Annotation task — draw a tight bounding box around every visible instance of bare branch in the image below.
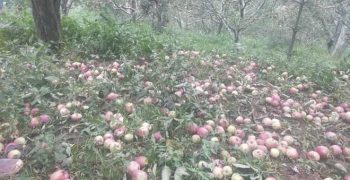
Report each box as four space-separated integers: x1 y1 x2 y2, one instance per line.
203 0 237 36
243 0 267 28
109 0 136 15
308 4 333 39
244 0 253 8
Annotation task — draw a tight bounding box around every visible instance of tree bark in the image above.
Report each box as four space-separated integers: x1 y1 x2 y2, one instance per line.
287 0 305 60
31 0 61 44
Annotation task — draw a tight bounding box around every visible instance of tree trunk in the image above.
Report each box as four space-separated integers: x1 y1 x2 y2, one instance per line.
223 20 240 43
234 30 240 43
311 1 348 57
130 0 136 22
287 1 305 60
153 0 168 32
330 23 348 57
175 17 182 29
239 0 245 19
201 19 209 33
31 0 61 44
217 20 223 35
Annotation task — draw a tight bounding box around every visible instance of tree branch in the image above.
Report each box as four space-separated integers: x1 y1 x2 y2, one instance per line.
109 0 136 15
203 0 237 37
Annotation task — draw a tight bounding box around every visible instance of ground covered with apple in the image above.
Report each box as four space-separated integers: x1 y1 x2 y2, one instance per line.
0 50 350 180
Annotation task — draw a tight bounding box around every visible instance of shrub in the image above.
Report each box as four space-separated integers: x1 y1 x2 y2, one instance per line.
1 9 163 58
70 21 162 58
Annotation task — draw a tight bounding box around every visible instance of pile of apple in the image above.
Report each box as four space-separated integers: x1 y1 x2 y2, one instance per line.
92 100 166 179
18 54 350 180
65 61 125 82
0 137 26 160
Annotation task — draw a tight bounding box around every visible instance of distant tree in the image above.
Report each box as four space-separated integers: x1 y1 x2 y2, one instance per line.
108 0 138 21
152 0 168 32
310 0 349 57
31 0 61 44
130 0 137 22
287 0 307 60
138 0 169 32
170 0 194 30
203 0 271 43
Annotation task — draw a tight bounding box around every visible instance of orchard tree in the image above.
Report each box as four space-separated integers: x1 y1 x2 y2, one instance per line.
140 0 169 32
109 0 138 22
287 0 307 60
310 0 350 57
153 0 169 32
194 0 227 34
203 0 272 43
170 0 197 30
31 0 61 44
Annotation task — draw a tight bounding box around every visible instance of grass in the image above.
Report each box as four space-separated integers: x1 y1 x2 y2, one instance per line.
157 28 349 95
